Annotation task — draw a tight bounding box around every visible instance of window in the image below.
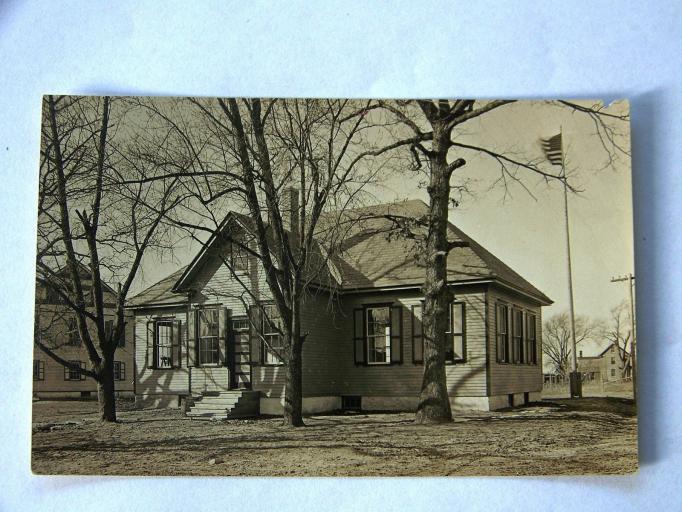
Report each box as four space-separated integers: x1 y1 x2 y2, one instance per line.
354 304 402 365
33 360 44 381
445 302 465 363
262 304 284 365
155 320 174 368
611 368 616 377
113 361 126 381
526 313 537 364
496 303 510 363
230 242 249 272
611 357 616 365
198 308 220 365
64 360 85 381
232 318 249 331
67 317 80 346
366 306 391 364
512 309 523 364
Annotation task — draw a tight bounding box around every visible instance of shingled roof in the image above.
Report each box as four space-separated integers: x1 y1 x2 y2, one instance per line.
333 199 551 303
128 199 552 308
127 266 188 308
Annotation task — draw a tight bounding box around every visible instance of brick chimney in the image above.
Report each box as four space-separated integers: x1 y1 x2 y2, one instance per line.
280 187 300 243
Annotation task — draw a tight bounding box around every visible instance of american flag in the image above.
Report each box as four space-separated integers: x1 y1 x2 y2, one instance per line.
541 133 563 166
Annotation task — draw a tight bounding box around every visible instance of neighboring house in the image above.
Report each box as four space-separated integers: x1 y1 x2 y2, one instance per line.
33 267 135 398
577 343 631 383
127 197 552 415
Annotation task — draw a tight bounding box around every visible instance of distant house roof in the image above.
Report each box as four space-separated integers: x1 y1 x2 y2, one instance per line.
37 261 119 304
596 342 630 358
128 198 552 309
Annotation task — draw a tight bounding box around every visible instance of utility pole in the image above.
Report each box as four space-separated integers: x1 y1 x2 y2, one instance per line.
611 274 637 403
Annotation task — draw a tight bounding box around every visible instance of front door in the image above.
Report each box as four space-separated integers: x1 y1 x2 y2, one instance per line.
229 316 252 389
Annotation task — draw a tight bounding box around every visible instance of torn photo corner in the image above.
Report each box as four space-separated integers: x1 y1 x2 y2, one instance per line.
33 96 635 476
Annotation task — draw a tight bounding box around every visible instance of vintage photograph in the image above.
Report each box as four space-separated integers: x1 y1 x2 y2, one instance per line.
32 97 635 476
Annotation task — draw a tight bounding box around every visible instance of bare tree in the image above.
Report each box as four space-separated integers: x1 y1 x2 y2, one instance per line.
367 99 629 423
133 97 388 427
36 95 184 421
543 312 601 377
604 301 633 379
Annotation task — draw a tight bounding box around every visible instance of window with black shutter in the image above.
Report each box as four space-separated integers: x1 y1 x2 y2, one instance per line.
496 303 510 363
512 308 523 364
113 361 126 381
389 305 403 364
526 313 537 364
262 304 284 365
446 302 466 363
353 308 365 365
64 360 85 381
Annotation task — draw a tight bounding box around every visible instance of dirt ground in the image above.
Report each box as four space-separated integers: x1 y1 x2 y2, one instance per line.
31 397 637 477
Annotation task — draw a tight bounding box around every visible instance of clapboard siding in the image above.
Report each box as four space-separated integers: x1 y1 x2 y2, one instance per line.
331 285 489 397
33 305 135 394
134 307 189 396
300 292 347 397
486 285 544 395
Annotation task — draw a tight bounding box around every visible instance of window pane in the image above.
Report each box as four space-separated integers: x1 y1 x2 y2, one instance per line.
199 309 218 337
452 303 463 333
453 335 464 360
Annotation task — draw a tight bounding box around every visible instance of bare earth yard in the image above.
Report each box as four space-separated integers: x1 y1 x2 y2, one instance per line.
32 397 637 476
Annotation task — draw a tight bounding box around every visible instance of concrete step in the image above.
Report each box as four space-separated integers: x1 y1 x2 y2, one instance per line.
187 390 260 420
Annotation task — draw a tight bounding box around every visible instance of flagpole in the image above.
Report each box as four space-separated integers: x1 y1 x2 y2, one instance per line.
560 126 581 398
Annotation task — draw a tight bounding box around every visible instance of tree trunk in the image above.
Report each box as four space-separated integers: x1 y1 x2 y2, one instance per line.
415 123 454 424
283 334 304 427
97 358 117 422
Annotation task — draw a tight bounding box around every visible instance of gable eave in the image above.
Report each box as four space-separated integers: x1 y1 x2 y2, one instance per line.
171 212 247 293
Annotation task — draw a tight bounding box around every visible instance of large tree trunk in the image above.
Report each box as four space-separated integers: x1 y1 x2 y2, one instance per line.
415 123 453 424
97 358 117 422
283 335 304 427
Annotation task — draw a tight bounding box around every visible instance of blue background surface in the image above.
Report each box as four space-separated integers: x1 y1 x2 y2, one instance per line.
1 1 680 510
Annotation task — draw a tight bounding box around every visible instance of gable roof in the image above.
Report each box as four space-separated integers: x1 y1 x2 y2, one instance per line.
128 198 552 309
171 212 339 294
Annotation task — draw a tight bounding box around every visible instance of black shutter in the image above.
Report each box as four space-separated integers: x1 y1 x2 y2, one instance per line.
412 304 423 364
187 309 197 367
248 305 262 365
218 307 229 366
353 308 365 365
172 320 182 368
146 320 154 369
390 305 402 364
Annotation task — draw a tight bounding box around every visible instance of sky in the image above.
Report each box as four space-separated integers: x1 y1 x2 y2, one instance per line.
130 99 633 356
